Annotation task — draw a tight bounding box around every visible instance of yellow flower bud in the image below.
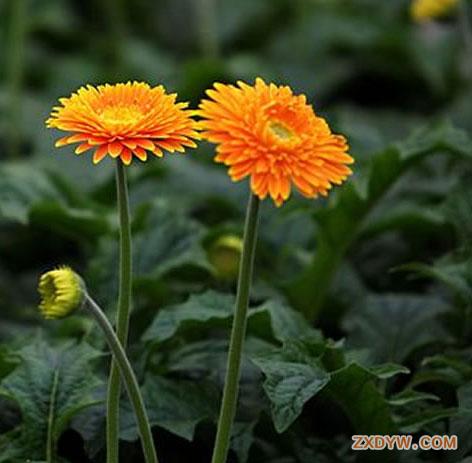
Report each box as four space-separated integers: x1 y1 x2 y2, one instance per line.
208 235 243 281
38 266 85 319
411 0 459 22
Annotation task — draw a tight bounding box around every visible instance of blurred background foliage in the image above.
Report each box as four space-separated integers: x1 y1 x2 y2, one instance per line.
1 0 472 462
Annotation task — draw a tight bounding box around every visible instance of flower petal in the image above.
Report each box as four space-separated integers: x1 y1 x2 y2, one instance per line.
108 142 123 158
75 143 93 154
120 148 133 165
93 145 109 164
133 147 147 161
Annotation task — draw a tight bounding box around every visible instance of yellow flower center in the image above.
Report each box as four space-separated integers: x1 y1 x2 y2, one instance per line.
268 121 294 140
100 105 144 125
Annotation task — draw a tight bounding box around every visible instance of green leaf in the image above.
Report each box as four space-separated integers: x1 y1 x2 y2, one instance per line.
343 294 447 363
388 389 439 407
166 337 273 378
90 200 213 307
120 376 218 441
443 182 472 249
397 407 457 433
368 363 410 379
400 257 472 307
252 340 330 433
230 419 258 463
143 290 318 347
0 346 19 381
397 120 472 161
325 363 397 435
0 338 102 462
70 401 106 459
248 299 318 343
143 290 234 344
286 120 472 320
407 354 472 397
0 163 61 225
450 382 472 458
167 339 230 374
132 201 213 278
398 183 472 311
29 201 111 241
252 338 404 437
360 202 446 239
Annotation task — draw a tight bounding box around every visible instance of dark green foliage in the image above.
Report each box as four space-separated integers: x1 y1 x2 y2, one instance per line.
0 338 101 462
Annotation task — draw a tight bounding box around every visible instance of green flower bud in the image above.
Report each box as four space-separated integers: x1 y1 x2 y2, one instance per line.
208 235 243 281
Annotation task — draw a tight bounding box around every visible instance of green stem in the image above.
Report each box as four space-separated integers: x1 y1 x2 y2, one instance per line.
46 370 59 463
6 0 27 158
211 193 260 463
85 294 158 463
107 161 133 463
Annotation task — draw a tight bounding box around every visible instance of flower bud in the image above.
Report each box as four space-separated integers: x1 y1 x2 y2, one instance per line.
411 0 458 22
38 266 85 319
208 235 243 281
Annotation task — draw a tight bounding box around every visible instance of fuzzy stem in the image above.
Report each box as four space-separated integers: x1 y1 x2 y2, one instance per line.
211 193 260 463
106 161 133 463
85 294 158 463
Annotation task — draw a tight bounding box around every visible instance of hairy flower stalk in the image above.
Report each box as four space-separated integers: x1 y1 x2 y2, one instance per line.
37 268 159 463
46 81 200 463
107 159 133 463
199 79 352 462
211 194 260 463
38 266 158 463
85 294 158 463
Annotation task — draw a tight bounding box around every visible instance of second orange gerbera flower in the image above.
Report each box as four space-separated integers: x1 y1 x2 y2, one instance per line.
199 78 353 206
47 82 200 165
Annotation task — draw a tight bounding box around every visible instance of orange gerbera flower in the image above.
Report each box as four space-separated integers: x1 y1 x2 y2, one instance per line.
198 78 353 206
46 82 200 165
